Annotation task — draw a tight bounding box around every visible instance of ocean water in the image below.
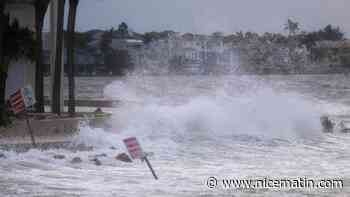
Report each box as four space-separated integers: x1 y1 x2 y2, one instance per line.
2 74 350 196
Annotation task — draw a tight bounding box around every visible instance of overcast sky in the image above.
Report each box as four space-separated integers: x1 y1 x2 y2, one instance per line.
47 0 350 36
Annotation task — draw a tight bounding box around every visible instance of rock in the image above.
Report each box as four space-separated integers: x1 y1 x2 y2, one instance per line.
71 157 82 164
53 154 66 160
115 153 132 163
91 158 102 166
95 153 107 158
321 116 334 133
0 153 6 159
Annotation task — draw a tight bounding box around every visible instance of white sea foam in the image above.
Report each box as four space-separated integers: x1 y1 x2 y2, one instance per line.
103 77 323 145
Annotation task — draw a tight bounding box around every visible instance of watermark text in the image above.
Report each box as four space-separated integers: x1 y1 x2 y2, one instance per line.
206 177 343 190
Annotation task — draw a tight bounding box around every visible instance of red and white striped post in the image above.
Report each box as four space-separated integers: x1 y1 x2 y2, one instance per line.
9 87 37 148
123 137 158 180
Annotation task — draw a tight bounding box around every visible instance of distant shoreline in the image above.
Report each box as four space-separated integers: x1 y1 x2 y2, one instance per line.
46 66 350 77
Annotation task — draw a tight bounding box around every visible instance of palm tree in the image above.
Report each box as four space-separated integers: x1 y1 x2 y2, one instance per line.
34 0 50 113
117 22 129 38
0 1 5 60
284 19 299 36
0 18 36 126
67 0 79 116
52 0 66 114
0 0 7 126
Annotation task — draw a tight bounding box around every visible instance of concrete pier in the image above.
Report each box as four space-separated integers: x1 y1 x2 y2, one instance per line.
0 117 79 151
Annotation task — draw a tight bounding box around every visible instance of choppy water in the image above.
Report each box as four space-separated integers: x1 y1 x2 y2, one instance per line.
3 74 350 196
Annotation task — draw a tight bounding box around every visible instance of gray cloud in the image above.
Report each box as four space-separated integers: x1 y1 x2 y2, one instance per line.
62 0 350 36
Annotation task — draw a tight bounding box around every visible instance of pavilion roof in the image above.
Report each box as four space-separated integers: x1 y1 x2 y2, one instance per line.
7 0 36 4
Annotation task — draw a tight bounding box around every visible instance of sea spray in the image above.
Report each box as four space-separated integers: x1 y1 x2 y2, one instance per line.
70 123 122 150
103 76 323 149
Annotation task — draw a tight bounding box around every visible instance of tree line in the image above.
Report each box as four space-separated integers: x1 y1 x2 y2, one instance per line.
69 19 348 76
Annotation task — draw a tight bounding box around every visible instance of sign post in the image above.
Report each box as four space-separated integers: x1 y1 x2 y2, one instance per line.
123 137 158 180
9 86 37 148
143 156 158 180
24 114 36 148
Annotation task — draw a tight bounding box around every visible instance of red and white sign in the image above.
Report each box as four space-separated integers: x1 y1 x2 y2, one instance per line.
9 89 26 115
123 137 158 179
123 137 143 159
9 86 35 115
